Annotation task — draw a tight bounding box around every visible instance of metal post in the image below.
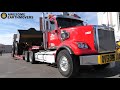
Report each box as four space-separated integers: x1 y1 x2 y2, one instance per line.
42 12 45 31
42 12 48 50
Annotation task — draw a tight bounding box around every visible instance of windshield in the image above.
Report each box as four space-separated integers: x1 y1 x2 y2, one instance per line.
56 17 84 28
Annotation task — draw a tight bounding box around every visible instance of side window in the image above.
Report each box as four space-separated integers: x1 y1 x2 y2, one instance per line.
50 20 55 30
46 21 49 30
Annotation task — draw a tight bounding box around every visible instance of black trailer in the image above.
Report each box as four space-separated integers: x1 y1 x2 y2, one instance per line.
12 28 43 61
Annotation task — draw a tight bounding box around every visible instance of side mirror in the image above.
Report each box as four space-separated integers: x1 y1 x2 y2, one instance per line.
51 30 58 34
54 30 58 33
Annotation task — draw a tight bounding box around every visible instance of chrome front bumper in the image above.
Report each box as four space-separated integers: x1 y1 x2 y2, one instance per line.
79 53 119 65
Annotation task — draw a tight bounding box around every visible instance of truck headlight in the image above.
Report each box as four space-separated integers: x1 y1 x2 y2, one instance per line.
77 42 88 49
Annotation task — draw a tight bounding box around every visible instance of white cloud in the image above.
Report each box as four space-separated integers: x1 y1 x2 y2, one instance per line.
83 12 97 20
0 33 14 45
24 12 42 23
77 12 98 25
0 13 40 34
0 24 20 33
0 12 43 45
19 21 40 30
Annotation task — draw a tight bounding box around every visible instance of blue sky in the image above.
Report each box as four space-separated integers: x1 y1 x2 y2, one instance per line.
0 12 98 45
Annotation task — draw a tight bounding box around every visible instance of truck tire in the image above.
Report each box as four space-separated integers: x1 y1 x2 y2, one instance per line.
29 51 36 64
15 43 18 55
25 51 29 62
93 63 109 70
12 45 15 57
57 50 80 78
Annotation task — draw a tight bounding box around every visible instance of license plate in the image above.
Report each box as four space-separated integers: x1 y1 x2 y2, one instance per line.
98 53 116 64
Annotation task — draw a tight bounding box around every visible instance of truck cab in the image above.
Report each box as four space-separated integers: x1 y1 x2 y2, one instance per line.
41 14 116 55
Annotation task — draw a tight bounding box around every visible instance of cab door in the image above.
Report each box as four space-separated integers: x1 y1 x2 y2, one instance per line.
47 19 61 49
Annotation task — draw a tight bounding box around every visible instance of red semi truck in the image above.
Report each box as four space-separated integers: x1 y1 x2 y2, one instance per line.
12 13 119 78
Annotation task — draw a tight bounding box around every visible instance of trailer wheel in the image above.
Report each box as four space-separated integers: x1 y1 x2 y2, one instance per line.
25 51 29 62
29 51 36 64
15 42 18 55
57 50 80 78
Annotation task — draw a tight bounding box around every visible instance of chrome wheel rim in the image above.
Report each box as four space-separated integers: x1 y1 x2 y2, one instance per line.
29 53 32 62
25 53 27 61
59 56 69 72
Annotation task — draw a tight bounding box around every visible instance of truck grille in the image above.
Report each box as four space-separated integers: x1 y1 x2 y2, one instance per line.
94 26 116 53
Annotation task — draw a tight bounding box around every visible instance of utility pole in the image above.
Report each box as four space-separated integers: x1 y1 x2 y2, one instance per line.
42 12 45 31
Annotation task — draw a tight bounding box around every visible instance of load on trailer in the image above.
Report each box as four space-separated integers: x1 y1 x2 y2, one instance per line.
12 12 120 78
12 28 43 61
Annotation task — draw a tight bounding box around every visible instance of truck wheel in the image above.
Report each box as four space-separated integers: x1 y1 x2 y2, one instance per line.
57 50 80 78
29 51 36 64
93 63 109 70
25 51 29 62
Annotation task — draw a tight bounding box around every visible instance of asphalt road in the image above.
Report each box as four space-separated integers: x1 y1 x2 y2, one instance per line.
0 53 120 78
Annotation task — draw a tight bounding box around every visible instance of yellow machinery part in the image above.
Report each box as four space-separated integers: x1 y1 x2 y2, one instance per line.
117 41 120 46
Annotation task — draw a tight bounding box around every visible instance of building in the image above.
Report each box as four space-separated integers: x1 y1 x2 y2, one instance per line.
97 12 120 41
0 44 12 53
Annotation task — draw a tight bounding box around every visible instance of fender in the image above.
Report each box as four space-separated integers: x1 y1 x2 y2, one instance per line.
55 46 74 62
57 46 74 54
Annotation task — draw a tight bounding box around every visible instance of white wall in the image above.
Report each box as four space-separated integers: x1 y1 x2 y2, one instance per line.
4 45 12 53
0 45 5 52
97 12 120 41
0 45 12 53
